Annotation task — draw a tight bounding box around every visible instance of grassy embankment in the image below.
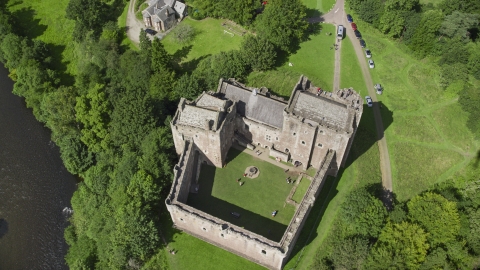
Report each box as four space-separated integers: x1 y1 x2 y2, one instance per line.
246 24 337 98
347 11 479 201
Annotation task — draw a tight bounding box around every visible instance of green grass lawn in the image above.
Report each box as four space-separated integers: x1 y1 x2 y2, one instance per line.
302 0 337 16
340 36 368 94
292 177 311 203
7 0 77 77
187 148 297 241
246 24 336 98
162 17 243 71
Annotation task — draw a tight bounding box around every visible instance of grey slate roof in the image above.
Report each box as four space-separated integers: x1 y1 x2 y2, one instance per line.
220 83 285 129
291 91 350 130
196 93 227 111
142 0 176 21
174 1 186 14
178 105 219 130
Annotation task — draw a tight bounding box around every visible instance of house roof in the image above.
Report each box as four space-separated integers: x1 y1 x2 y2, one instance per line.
174 1 186 14
219 82 286 129
142 0 177 21
290 91 351 131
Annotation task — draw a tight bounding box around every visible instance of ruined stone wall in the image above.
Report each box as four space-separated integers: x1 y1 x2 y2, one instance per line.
279 150 335 260
309 125 351 175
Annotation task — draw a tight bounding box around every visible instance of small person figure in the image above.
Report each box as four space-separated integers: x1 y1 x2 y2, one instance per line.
237 178 241 182
272 210 278 217
243 173 247 177
239 181 243 186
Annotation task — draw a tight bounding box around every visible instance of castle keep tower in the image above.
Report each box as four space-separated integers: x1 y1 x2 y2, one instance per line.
166 76 363 269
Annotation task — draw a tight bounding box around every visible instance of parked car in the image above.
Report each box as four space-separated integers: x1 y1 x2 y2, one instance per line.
365 96 373 107
365 49 372 58
337 25 344 39
351 23 357 31
145 28 157 35
374 84 383 94
354 30 362 39
347 14 353 23
359 39 366 48
368 59 375 68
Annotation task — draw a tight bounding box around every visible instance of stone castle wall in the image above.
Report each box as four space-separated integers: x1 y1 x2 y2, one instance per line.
166 138 335 269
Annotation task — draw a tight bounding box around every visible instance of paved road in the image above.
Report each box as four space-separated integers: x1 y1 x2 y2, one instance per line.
310 0 393 203
126 0 144 44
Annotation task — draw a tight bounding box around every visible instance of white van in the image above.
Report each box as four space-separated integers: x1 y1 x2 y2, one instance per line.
337 25 344 38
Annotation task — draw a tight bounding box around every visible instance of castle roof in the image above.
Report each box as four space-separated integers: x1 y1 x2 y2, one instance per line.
219 82 285 129
177 105 220 130
196 93 227 111
289 91 352 131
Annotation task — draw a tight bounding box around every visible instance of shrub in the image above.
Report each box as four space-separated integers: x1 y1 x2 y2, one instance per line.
171 24 196 44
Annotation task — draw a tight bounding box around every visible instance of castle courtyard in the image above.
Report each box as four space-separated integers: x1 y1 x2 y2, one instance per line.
186 147 307 241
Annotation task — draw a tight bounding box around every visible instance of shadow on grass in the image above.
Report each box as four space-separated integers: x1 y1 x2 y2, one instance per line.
284 171 341 266
11 7 47 39
172 45 193 65
306 8 323 18
187 164 288 242
345 102 393 170
176 54 211 74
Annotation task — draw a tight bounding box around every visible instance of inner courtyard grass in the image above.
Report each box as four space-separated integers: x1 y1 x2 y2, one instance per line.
246 24 336 98
292 177 311 203
187 148 297 241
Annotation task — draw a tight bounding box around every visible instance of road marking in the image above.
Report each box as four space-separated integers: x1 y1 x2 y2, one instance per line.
334 8 339 13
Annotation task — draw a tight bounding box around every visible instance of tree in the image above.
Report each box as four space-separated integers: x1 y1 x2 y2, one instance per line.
357 0 384 25
467 42 480 80
439 11 479 40
330 237 370 269
467 208 480 254
407 192 461 247
366 222 429 270
439 0 480 15
340 187 387 238
151 39 172 73
379 0 419 38
407 9 444 57
0 33 26 69
240 35 277 71
171 24 196 44
75 83 111 153
65 0 109 40
254 0 309 52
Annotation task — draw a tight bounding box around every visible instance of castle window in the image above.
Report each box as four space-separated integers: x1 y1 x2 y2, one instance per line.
276 137 279 141
202 227 207 231
317 143 323 148
180 218 184 221
285 148 290 153
261 250 266 255
195 134 198 138
245 124 249 130
320 130 324 134
221 234 224 238
293 132 296 136
304 131 308 134
266 135 271 141
301 141 306 145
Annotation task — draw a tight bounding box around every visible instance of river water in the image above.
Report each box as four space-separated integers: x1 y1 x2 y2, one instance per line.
0 64 77 269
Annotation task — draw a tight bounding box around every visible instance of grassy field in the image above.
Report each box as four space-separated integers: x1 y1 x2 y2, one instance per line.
246 24 336 98
340 36 368 93
292 177 311 203
302 0 337 15
7 0 77 76
162 17 243 69
188 148 298 241
344 7 480 201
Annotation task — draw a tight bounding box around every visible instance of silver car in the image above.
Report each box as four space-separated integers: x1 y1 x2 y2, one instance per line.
365 96 373 107
368 60 375 68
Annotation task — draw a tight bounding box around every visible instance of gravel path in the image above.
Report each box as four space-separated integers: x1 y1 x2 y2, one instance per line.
126 0 144 44
310 0 393 207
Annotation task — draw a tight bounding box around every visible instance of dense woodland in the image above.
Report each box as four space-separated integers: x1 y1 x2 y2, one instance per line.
1 0 480 268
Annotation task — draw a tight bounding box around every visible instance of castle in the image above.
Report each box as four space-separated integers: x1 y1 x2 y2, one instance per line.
166 76 363 269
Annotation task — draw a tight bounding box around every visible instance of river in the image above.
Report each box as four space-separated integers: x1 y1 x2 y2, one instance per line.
0 64 77 269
